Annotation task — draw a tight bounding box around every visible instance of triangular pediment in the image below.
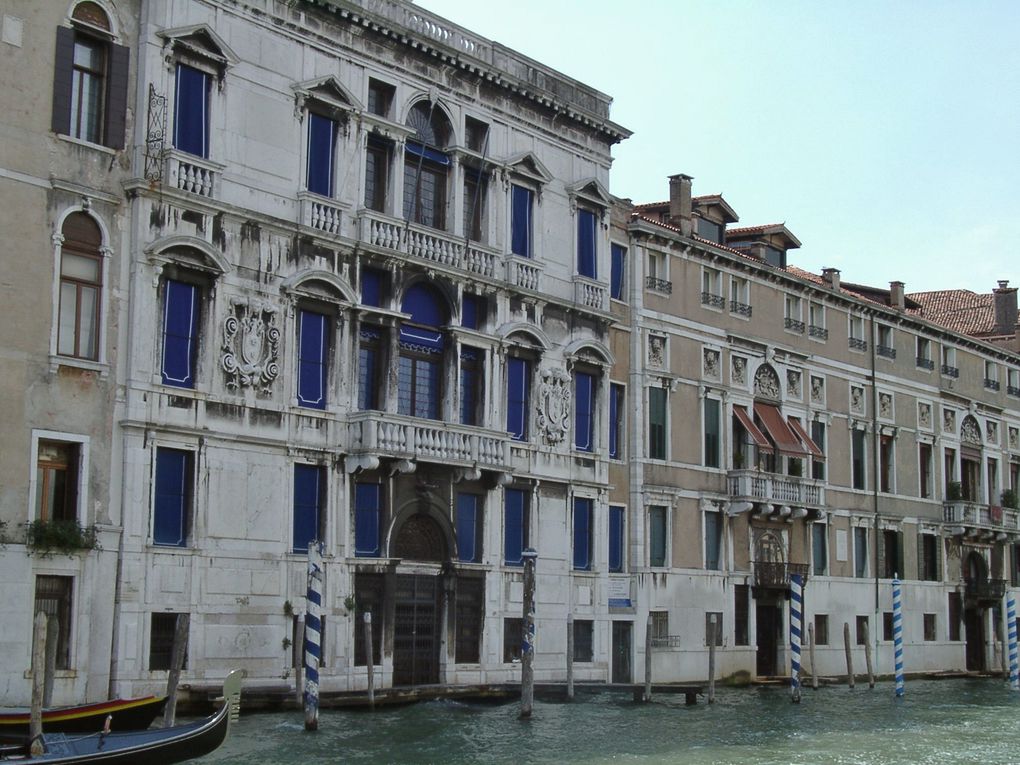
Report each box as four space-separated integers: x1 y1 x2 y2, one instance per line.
505 152 553 185
158 24 239 68
293 75 363 113
567 177 611 208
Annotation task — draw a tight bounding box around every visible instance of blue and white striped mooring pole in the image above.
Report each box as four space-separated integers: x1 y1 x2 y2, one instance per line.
304 540 324 731
1007 594 1018 691
892 575 904 698
790 573 803 703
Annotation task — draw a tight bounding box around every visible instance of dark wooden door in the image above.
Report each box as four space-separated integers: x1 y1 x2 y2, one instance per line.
393 575 440 686
964 607 985 671
756 604 781 676
612 621 632 684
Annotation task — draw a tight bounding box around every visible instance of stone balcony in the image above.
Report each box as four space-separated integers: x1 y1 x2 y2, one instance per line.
346 411 511 474
726 469 825 517
752 561 810 598
166 149 223 199
573 277 608 313
943 501 1019 541
299 192 345 237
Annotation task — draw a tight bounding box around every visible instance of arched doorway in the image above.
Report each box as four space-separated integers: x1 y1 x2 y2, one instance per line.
963 551 987 671
754 531 786 677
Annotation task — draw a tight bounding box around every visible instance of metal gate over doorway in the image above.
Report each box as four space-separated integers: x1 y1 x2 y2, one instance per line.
393 574 440 686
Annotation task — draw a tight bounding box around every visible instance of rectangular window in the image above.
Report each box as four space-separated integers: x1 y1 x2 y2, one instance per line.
460 348 483 426
306 112 337 196
877 324 895 356
649 505 667 567
609 383 624 460
153 447 192 547
919 533 940 581
573 497 593 571
851 428 866 490
808 302 826 335
919 443 933 498
173 63 210 158
35 441 79 522
456 493 482 563
577 209 597 278
461 294 484 330
704 511 721 570
811 421 826 480
948 593 962 641
881 529 904 579
814 614 829 645
650 611 669 643
52 25 127 150
880 435 894 493
574 371 594 452
854 527 868 578
149 612 187 671
354 482 381 557
916 337 933 368
504 488 529 566
364 135 391 212
357 327 381 410
360 268 384 307
729 276 750 314
734 584 749 645
353 573 383 666
455 577 483 663
503 617 523 662
856 615 869 645
34 576 72 670
648 387 667 460
923 613 936 641
608 505 625 573
573 619 594 662
610 244 626 301
703 397 720 468
397 351 441 420
463 167 486 241
510 184 533 258
705 612 723 646
402 150 448 229
883 612 894 641
812 523 828 575
161 279 200 388
506 357 531 441
297 310 328 409
57 218 102 360
367 79 394 118
292 464 324 553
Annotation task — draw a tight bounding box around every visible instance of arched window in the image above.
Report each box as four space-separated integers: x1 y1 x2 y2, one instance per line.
58 213 102 360
403 102 451 230
398 284 447 419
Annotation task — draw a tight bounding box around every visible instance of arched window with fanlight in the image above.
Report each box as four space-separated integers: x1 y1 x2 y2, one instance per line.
57 212 103 360
403 101 451 230
398 284 448 419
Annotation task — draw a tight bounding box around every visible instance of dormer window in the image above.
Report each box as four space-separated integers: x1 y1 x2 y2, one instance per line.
696 217 723 244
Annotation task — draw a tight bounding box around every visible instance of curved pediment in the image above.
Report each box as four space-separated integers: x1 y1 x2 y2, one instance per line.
145 235 230 275
281 269 356 304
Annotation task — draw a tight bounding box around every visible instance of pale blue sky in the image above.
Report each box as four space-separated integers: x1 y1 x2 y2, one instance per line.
415 0 1020 293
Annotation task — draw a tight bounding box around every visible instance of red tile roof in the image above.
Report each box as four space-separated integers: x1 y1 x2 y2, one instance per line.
907 289 1004 336
784 266 881 305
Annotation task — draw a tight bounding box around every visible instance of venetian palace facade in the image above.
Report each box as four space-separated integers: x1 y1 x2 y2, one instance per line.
2 0 1019 704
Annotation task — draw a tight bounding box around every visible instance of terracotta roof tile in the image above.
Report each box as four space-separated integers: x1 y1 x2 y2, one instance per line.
784 265 881 305
907 289 1004 336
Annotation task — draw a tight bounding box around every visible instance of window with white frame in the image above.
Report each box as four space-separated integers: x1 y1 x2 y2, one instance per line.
649 505 668 567
704 510 722 570
34 575 74 669
1009 368 1020 395
33 433 88 524
784 295 804 332
808 302 827 340
729 275 751 317
876 324 896 359
985 360 1000 390
941 346 958 376
701 267 723 308
56 212 104 361
916 336 933 370
812 522 828 575
849 314 867 351
646 250 670 293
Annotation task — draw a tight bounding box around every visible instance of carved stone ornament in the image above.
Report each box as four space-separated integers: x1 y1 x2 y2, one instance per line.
536 367 572 444
879 392 893 420
786 369 802 399
850 385 865 415
987 421 998 445
753 364 781 401
1010 426 1019 451
810 375 824 405
703 348 720 380
961 415 981 446
943 408 956 434
221 298 281 394
918 402 932 430
731 356 747 386
648 335 666 369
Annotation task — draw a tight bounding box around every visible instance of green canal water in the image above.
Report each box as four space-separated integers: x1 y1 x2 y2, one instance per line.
197 679 1020 764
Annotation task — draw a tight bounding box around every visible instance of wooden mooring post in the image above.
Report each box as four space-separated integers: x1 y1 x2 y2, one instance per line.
566 615 574 701
863 621 875 688
519 548 537 719
707 613 716 704
43 615 57 708
30 612 47 756
643 612 653 703
304 541 324 731
163 612 191 727
363 612 375 709
808 623 818 690
843 622 855 689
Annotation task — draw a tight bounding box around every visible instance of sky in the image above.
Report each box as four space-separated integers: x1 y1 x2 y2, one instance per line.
414 0 1020 294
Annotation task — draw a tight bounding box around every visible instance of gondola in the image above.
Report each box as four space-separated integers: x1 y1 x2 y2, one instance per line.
0 696 167 735
0 670 241 764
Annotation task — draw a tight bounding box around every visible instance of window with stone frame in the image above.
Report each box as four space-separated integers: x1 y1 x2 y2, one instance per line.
57 212 103 361
36 440 80 523
35 576 73 670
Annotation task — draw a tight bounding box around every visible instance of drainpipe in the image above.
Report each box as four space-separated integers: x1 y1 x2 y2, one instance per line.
870 314 881 651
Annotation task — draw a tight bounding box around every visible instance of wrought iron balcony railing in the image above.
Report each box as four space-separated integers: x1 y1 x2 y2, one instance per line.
916 356 935 370
849 337 868 351
984 378 1001 391
730 300 752 317
645 276 673 294
876 345 897 359
701 291 725 309
753 561 810 590
808 324 828 340
965 578 1006 603
941 364 959 378
784 317 805 333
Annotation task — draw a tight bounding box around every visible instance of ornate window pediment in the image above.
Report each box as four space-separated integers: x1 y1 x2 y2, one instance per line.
566 177 611 216
503 152 553 188
145 236 229 276
293 75 362 121
158 24 238 77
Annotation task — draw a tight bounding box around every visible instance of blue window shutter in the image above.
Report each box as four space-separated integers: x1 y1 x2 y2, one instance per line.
504 488 526 565
511 185 532 258
306 113 337 196
506 357 530 440
462 294 482 329
293 464 322 552
405 140 451 166
173 63 209 158
573 498 592 570
298 310 327 409
574 371 594 452
609 383 622 459
577 209 597 278
610 244 625 300
161 280 199 388
154 448 188 547
401 283 446 327
354 483 381 557
361 268 383 307
609 505 624 573
457 494 479 562
358 330 380 411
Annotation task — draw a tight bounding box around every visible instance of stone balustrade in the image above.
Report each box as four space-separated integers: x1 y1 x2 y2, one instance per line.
167 150 221 198
349 412 510 471
727 469 824 508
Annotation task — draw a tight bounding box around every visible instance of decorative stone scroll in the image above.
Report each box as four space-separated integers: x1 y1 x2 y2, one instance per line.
221 297 280 394
537 368 571 444
754 364 781 401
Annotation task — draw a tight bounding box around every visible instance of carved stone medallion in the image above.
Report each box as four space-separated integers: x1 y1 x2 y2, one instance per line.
850 385 864 415
879 392 893 420
754 364 780 401
537 368 571 444
732 356 747 386
1010 426 1019 451
810 375 824 405
918 402 931 430
961 415 981 446
786 369 802 399
703 348 720 380
648 335 666 369
943 408 956 434
987 421 998 445
221 298 280 394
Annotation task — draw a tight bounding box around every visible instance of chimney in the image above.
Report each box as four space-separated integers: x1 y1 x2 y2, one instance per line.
890 281 905 310
822 267 840 292
993 280 1018 336
668 173 693 237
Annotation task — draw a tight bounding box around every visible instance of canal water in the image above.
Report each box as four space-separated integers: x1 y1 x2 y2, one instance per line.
199 679 1020 764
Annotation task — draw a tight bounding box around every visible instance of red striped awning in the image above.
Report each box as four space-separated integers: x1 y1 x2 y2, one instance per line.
787 417 825 460
733 405 774 453
754 402 809 457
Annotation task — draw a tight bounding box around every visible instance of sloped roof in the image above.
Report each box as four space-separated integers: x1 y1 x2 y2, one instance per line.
908 289 1001 336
